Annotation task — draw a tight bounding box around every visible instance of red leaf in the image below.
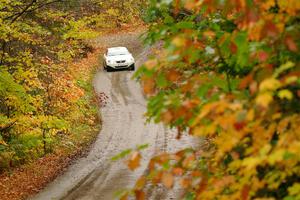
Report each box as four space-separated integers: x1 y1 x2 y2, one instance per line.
263 21 279 38
239 74 254 89
241 185 250 200
234 121 246 131
285 36 298 52
230 42 238 53
258 51 269 62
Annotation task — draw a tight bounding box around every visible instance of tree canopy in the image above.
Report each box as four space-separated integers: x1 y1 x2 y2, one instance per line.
124 0 300 199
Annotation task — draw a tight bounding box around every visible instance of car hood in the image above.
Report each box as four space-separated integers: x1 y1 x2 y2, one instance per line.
107 54 133 61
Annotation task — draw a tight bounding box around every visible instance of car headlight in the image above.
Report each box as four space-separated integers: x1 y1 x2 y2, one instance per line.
130 58 134 62
107 60 112 64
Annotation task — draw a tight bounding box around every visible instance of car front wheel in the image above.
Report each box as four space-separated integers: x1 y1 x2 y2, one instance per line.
129 64 135 71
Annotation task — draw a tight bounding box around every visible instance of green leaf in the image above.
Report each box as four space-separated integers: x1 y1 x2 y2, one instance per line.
197 84 212 99
184 192 196 200
111 149 132 161
176 21 194 29
234 32 249 68
137 144 149 150
157 73 168 88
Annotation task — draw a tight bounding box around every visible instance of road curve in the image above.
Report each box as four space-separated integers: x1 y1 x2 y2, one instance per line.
30 31 199 200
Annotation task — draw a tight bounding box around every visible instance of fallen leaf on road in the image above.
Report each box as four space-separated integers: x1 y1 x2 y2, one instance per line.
162 172 174 188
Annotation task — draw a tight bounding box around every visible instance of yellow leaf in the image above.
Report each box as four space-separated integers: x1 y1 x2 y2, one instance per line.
191 102 217 127
242 157 261 170
267 149 285 165
288 183 300 196
256 92 273 107
259 78 281 91
144 59 158 70
193 124 216 136
263 0 276 9
172 36 186 47
273 61 295 78
285 76 298 84
278 89 293 100
246 109 255 121
259 144 272 156
0 140 8 146
272 113 282 120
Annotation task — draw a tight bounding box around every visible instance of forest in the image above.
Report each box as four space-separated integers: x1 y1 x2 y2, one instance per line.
1 0 300 200
0 0 144 170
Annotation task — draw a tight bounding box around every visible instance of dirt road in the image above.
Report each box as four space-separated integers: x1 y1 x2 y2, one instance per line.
30 31 199 200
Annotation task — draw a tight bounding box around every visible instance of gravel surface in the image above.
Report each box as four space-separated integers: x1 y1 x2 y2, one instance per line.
30 30 200 200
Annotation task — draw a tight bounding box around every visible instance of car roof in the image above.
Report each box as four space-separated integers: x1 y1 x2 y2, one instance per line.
107 47 129 53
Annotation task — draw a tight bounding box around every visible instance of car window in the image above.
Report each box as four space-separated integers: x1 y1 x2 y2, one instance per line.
107 50 129 56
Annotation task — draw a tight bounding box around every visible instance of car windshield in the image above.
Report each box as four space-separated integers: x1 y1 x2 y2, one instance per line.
107 50 129 56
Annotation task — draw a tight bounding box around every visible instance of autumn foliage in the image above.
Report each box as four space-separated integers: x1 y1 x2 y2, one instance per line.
0 0 146 172
125 0 300 199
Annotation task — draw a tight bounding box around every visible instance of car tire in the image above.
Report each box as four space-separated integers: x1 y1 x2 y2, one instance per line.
130 64 135 71
107 66 114 72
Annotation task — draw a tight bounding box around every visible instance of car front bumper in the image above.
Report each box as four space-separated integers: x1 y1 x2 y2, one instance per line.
106 62 135 69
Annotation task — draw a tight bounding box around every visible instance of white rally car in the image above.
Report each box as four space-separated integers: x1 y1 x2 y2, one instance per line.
103 47 135 71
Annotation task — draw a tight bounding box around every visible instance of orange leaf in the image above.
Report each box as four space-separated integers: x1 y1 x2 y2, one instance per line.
120 193 128 200
203 30 216 39
148 159 156 171
152 171 163 184
180 178 191 189
172 167 184 176
143 78 155 95
182 154 196 168
135 176 147 190
241 185 250 200
249 81 258 95
239 73 253 89
162 173 174 188
127 151 141 171
135 190 145 200
166 70 180 82
161 111 173 124
191 170 201 177
173 0 180 16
